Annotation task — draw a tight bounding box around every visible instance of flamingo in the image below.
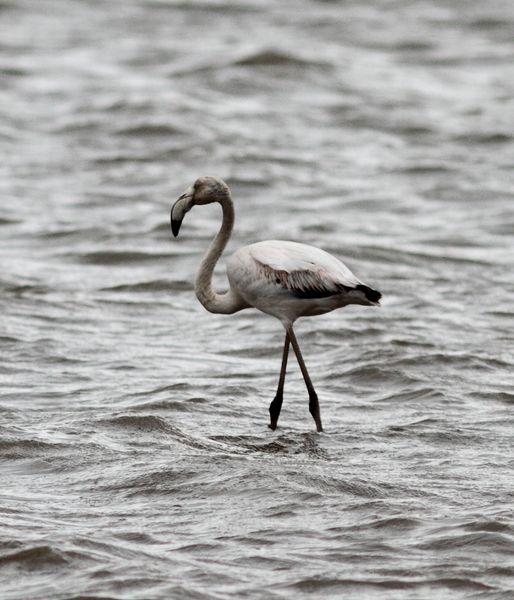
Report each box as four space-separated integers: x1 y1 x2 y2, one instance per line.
171 176 381 432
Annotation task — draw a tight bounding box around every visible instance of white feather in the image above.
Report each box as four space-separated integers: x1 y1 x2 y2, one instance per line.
248 240 360 289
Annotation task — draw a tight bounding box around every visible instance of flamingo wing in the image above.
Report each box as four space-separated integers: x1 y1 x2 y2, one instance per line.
248 240 360 299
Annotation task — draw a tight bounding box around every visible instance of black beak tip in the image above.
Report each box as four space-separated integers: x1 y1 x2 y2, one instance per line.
171 218 182 238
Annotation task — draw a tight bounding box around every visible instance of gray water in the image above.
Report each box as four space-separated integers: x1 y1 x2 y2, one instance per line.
1 0 514 598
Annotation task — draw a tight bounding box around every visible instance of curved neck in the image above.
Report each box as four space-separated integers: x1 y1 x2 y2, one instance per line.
194 194 243 314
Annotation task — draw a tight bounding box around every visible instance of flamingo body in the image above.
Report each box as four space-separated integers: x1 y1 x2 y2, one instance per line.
227 240 378 324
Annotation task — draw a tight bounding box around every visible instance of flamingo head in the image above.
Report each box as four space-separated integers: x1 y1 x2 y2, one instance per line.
171 176 230 237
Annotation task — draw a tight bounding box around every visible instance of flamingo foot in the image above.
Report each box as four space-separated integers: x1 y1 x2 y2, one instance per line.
309 393 323 432
269 394 283 430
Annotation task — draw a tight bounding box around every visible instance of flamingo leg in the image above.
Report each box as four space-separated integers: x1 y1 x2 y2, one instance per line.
269 332 290 430
287 326 323 433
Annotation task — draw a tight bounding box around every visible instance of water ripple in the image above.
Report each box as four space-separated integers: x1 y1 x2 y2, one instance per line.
1 0 513 598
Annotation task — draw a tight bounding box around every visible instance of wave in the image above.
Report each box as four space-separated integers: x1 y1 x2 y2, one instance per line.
100 279 190 292
348 244 497 267
232 49 326 68
0 217 21 225
104 467 197 495
115 123 184 137
418 531 514 553
95 414 176 433
0 335 19 344
377 387 445 404
454 132 512 145
34 226 106 240
95 414 228 453
76 251 175 265
470 391 514 404
284 576 494 592
0 282 49 296
0 438 68 459
127 397 207 412
0 545 70 568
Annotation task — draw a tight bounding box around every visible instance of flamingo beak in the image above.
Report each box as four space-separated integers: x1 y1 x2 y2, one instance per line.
171 187 194 238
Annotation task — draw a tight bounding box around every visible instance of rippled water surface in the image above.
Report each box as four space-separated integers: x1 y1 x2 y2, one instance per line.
1 0 514 598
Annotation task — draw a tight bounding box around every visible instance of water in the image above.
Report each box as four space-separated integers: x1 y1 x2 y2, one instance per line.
1 0 514 598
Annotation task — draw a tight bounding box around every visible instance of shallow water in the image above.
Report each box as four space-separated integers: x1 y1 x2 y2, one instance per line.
1 0 514 598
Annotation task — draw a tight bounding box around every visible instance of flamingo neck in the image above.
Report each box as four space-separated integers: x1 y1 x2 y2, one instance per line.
194 194 243 314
